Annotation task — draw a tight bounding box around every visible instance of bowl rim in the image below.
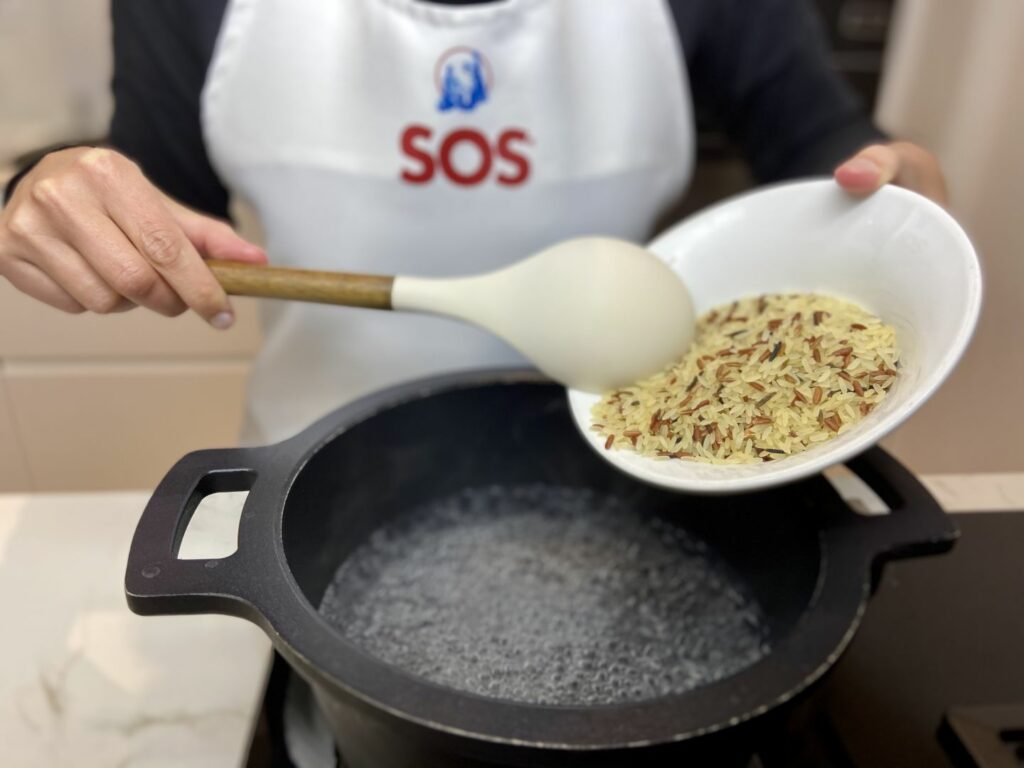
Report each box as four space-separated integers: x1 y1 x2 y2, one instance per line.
567 179 983 494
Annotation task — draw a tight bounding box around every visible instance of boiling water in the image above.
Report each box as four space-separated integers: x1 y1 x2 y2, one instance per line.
319 485 770 706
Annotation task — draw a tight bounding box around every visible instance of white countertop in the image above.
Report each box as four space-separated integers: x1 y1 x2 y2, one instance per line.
2 475 1023 768
0 491 270 768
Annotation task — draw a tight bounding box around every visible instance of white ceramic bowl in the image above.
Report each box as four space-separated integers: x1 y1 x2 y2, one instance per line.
568 179 982 494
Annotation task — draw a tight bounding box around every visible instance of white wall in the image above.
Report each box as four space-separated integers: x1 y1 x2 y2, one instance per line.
0 0 112 163
877 0 1024 472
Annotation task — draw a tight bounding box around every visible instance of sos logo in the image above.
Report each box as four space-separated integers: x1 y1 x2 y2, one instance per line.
399 47 532 187
400 125 531 187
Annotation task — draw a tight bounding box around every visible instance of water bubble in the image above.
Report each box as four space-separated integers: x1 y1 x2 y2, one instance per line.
319 484 770 706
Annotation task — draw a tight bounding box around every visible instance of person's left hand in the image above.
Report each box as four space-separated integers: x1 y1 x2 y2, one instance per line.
834 141 948 206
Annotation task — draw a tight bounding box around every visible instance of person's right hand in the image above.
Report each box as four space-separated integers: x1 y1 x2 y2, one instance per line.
0 147 266 328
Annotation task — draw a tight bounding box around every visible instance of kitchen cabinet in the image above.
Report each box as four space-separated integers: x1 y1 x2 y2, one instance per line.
5 360 252 491
0 278 262 360
0 372 32 488
0 156 265 492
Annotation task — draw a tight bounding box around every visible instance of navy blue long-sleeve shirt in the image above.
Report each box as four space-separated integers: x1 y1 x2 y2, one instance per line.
101 1 882 218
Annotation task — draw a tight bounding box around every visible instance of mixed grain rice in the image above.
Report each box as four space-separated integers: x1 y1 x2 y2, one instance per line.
591 293 899 464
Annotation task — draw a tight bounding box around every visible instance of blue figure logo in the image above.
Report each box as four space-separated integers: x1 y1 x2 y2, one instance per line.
436 48 489 112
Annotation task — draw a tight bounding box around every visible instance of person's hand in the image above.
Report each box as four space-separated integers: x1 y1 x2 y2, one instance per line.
0 147 266 327
834 141 948 207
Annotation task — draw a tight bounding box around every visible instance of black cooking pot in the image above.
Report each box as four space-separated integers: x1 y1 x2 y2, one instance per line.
126 371 956 767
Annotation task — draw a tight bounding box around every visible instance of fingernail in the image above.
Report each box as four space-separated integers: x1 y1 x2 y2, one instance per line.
245 244 268 261
210 310 234 330
842 158 879 175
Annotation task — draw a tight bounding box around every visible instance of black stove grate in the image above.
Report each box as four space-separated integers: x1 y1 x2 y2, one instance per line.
940 705 1024 768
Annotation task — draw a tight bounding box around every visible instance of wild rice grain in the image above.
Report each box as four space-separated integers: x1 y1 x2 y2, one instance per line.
592 293 898 464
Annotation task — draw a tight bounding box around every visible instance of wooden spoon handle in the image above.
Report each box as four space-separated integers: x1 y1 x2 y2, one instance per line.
208 260 395 310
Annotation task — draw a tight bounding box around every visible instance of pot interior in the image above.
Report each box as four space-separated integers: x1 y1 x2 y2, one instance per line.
281 381 824 701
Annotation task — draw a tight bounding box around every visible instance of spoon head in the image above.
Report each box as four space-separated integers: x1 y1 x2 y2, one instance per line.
494 237 695 392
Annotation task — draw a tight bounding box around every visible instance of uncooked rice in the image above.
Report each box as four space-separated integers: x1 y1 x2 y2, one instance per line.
591 293 899 464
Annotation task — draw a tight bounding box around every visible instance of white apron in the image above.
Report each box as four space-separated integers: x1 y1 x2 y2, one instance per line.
202 0 695 444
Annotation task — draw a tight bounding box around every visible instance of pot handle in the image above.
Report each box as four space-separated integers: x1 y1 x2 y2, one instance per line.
124 447 270 621
843 446 958 565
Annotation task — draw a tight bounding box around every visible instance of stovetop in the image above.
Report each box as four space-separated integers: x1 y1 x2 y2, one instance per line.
246 512 1024 768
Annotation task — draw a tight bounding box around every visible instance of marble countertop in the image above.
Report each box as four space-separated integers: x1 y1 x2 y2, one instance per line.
2 475 1022 768
0 491 270 768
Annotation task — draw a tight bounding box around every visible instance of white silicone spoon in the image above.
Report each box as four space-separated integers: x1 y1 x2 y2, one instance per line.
209 236 695 392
